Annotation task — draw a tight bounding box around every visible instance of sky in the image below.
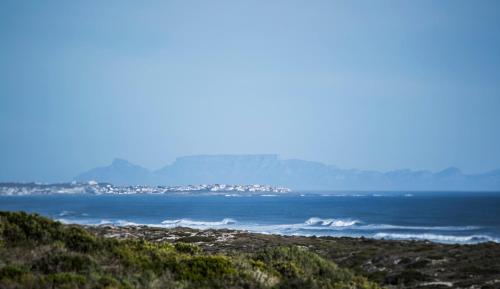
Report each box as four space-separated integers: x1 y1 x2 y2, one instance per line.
1 0 500 182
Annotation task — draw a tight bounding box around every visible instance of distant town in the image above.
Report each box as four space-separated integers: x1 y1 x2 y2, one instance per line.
0 182 292 196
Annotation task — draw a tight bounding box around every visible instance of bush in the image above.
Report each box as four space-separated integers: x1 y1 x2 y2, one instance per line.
0 211 64 246
254 246 378 289
175 242 202 255
63 227 99 253
32 253 97 274
42 272 86 289
0 211 381 289
0 265 28 280
174 256 236 282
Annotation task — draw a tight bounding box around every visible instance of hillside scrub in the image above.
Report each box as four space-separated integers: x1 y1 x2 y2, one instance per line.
0 211 379 289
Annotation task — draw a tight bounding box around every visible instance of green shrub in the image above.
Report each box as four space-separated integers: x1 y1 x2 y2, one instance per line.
32 253 97 274
0 265 28 280
175 242 202 255
0 211 381 289
112 242 154 270
0 211 64 246
98 276 119 287
42 272 86 289
63 227 99 253
255 246 378 289
174 256 236 282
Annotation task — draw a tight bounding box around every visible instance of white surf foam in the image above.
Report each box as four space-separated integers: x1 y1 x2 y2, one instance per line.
304 217 360 227
160 218 237 228
358 224 481 231
59 216 478 232
374 232 497 244
58 210 74 216
57 218 113 226
55 216 497 244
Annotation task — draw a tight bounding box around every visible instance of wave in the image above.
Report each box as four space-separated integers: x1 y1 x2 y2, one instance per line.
56 217 237 228
304 217 360 227
374 233 498 244
302 218 479 231
57 218 125 226
55 216 496 244
160 218 237 228
58 210 89 217
114 220 141 226
357 224 481 231
58 210 74 216
57 216 480 232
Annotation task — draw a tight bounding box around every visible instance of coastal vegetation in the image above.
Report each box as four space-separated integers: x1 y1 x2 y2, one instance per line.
0 211 379 289
2 211 500 288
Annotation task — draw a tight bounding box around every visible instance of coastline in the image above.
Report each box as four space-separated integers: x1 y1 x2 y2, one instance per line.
1 211 500 288
4 192 499 246
88 224 500 288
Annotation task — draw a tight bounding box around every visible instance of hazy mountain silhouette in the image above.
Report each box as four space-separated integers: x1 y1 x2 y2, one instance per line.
75 158 151 186
75 154 500 190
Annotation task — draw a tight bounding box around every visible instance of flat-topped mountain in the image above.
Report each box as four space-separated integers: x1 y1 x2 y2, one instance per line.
75 154 500 190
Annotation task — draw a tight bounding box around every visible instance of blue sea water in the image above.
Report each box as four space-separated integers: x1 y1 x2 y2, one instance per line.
1 191 500 244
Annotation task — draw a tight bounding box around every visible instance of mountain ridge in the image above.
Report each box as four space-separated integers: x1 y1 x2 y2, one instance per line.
74 155 500 190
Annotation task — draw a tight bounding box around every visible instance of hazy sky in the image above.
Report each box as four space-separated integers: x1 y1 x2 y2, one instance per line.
1 0 500 182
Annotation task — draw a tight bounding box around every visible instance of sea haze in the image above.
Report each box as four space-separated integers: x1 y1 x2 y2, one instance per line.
74 155 500 191
1 191 499 244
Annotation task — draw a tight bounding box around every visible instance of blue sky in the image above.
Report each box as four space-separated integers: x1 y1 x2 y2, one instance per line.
1 0 500 182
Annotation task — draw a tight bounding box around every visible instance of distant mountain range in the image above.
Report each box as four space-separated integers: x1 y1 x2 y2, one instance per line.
75 154 500 191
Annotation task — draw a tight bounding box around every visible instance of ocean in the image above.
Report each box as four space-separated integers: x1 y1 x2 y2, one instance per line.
1 191 499 244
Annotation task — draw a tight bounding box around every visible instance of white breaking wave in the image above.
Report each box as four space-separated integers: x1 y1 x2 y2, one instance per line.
57 218 237 228
114 220 141 226
304 217 360 227
57 218 113 226
302 218 480 231
374 233 498 244
58 210 74 216
57 217 479 232
357 224 481 231
58 211 90 217
55 216 497 244
160 218 237 228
